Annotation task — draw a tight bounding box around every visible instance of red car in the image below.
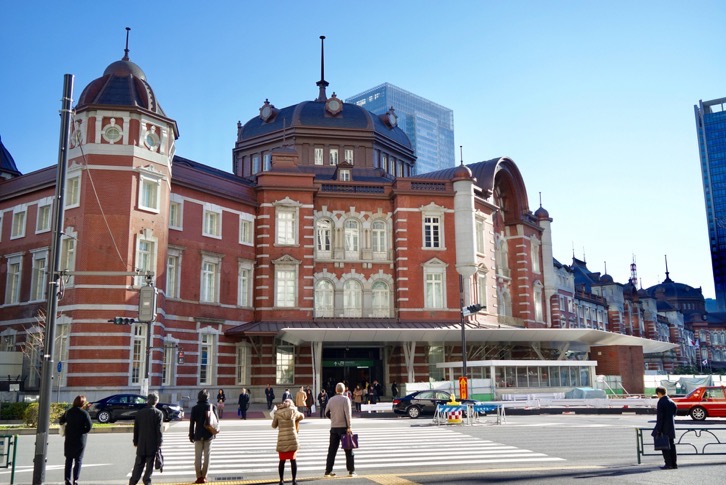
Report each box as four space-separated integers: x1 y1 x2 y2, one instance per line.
673 386 726 421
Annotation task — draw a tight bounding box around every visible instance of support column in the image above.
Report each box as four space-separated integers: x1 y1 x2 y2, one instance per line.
311 341 323 394
403 341 416 383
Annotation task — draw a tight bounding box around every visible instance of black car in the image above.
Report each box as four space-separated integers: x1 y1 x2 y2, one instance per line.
88 394 184 423
392 390 498 418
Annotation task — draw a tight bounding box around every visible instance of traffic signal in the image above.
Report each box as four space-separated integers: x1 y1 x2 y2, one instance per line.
462 304 484 317
138 285 158 323
177 350 185 364
108 317 136 325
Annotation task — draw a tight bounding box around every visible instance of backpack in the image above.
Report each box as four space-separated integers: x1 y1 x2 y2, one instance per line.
204 405 220 435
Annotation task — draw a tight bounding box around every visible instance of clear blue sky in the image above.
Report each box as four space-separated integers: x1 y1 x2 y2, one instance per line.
2 1 723 297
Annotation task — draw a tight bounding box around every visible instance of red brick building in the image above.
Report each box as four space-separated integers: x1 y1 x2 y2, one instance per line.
0 46 685 403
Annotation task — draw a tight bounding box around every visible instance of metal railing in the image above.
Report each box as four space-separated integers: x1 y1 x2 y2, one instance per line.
0 434 18 484
636 427 726 464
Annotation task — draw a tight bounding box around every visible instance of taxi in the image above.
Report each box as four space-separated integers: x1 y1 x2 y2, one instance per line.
672 386 726 421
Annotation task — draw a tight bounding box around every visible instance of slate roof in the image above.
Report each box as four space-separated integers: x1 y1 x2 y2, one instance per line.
0 136 21 178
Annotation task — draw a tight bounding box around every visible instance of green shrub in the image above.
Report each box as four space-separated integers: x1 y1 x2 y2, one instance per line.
0 402 28 420
22 402 69 427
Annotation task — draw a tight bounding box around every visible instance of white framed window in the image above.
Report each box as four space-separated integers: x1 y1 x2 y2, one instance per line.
30 250 48 302
236 344 252 385
135 233 157 287
200 253 221 303
423 215 442 249
329 148 339 165
252 155 261 174
161 343 176 386
423 261 447 309
315 280 335 318
264 153 272 171
65 173 81 208
344 148 354 164
239 216 254 245
102 119 123 143
397 161 403 177
60 230 77 286
198 331 216 385
169 196 183 230
203 205 222 239
343 279 362 317
316 218 332 256
477 272 488 310
0 331 16 352
344 219 359 257
36 199 52 234
166 248 182 299
476 219 485 254
138 174 161 212
372 281 390 318
381 154 388 172
371 220 387 255
11 207 27 239
238 260 254 307
276 340 295 384
5 254 23 305
275 268 297 307
314 147 324 165
130 324 147 385
531 239 541 274
276 208 297 245
340 169 351 181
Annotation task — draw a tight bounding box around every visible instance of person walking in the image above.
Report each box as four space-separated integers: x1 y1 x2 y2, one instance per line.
366 383 377 404
353 386 363 412
282 388 292 402
59 395 93 485
265 384 276 410
294 386 307 412
323 382 356 478
317 388 329 418
391 382 399 399
129 392 163 485
190 389 217 483
216 389 226 419
305 387 314 417
238 388 250 420
272 399 304 485
652 386 678 469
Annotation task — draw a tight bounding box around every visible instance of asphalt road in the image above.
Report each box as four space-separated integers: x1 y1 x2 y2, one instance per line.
4 412 725 485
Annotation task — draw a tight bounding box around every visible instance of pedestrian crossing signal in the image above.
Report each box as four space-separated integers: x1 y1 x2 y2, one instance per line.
108 317 136 325
177 350 185 364
462 304 484 317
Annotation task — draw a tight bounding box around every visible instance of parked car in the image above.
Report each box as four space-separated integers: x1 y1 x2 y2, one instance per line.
672 386 726 421
88 394 184 423
392 390 498 418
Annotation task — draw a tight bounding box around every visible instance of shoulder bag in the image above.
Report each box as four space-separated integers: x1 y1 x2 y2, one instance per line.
204 406 220 435
340 406 359 450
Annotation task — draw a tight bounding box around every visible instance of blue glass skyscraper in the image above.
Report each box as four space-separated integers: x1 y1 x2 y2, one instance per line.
695 97 726 310
346 83 454 175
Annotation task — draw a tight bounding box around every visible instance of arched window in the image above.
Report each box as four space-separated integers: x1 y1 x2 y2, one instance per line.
371 220 387 256
343 280 362 317
372 281 390 318
345 220 359 257
315 280 334 318
316 219 332 256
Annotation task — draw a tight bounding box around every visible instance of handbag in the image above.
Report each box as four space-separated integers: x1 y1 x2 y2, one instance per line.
653 434 670 451
154 448 164 472
205 406 220 435
340 407 359 450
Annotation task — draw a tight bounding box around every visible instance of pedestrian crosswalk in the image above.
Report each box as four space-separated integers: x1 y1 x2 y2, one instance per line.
152 423 565 480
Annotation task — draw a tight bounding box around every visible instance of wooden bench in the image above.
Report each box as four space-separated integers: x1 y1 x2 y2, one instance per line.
360 403 393 413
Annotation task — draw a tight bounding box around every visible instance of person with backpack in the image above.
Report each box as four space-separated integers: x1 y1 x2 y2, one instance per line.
189 389 217 484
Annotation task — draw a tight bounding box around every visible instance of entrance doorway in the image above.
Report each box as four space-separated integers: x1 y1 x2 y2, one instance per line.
321 347 383 396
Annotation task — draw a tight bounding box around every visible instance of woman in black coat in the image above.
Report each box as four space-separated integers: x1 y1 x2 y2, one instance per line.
59 395 93 485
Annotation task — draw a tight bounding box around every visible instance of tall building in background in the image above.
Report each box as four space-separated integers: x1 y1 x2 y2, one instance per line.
347 83 454 175
695 97 726 311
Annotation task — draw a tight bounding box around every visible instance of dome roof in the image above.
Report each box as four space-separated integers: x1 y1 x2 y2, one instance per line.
534 205 550 220
453 163 473 181
76 57 166 116
600 273 614 284
646 278 702 300
238 100 412 150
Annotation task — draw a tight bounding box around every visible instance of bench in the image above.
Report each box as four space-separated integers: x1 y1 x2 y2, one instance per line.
360 403 392 413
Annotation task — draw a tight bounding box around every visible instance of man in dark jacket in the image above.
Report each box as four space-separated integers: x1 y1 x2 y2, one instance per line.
238 388 250 419
265 384 275 410
129 392 163 485
189 389 217 484
652 386 678 469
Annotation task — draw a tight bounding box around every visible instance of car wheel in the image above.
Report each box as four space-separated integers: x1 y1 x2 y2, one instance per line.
407 406 421 419
690 406 707 421
97 410 111 423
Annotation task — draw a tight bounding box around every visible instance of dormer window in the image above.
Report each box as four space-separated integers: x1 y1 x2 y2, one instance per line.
340 169 351 181
259 99 278 123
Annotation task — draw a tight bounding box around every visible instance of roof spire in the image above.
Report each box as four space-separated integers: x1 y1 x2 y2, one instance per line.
539 191 543 208
123 27 131 61
459 145 464 165
315 35 329 102
664 254 672 282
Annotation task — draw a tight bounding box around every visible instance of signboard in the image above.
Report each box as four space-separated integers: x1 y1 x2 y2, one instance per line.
57 361 62 373
458 376 469 400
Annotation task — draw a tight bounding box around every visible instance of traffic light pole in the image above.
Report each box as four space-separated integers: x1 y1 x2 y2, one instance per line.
459 275 468 379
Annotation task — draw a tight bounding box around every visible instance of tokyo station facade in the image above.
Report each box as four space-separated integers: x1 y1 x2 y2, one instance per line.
0 45 703 404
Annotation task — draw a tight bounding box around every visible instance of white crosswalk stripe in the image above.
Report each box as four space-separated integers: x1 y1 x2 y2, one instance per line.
154 425 565 478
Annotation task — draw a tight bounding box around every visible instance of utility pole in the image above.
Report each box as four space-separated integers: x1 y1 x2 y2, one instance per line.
33 73 74 485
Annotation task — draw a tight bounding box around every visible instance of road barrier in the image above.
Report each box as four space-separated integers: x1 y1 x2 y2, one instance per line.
0 434 18 484
635 427 726 464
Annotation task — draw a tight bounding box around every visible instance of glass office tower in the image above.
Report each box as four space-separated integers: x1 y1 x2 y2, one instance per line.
347 83 454 175
695 97 726 311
